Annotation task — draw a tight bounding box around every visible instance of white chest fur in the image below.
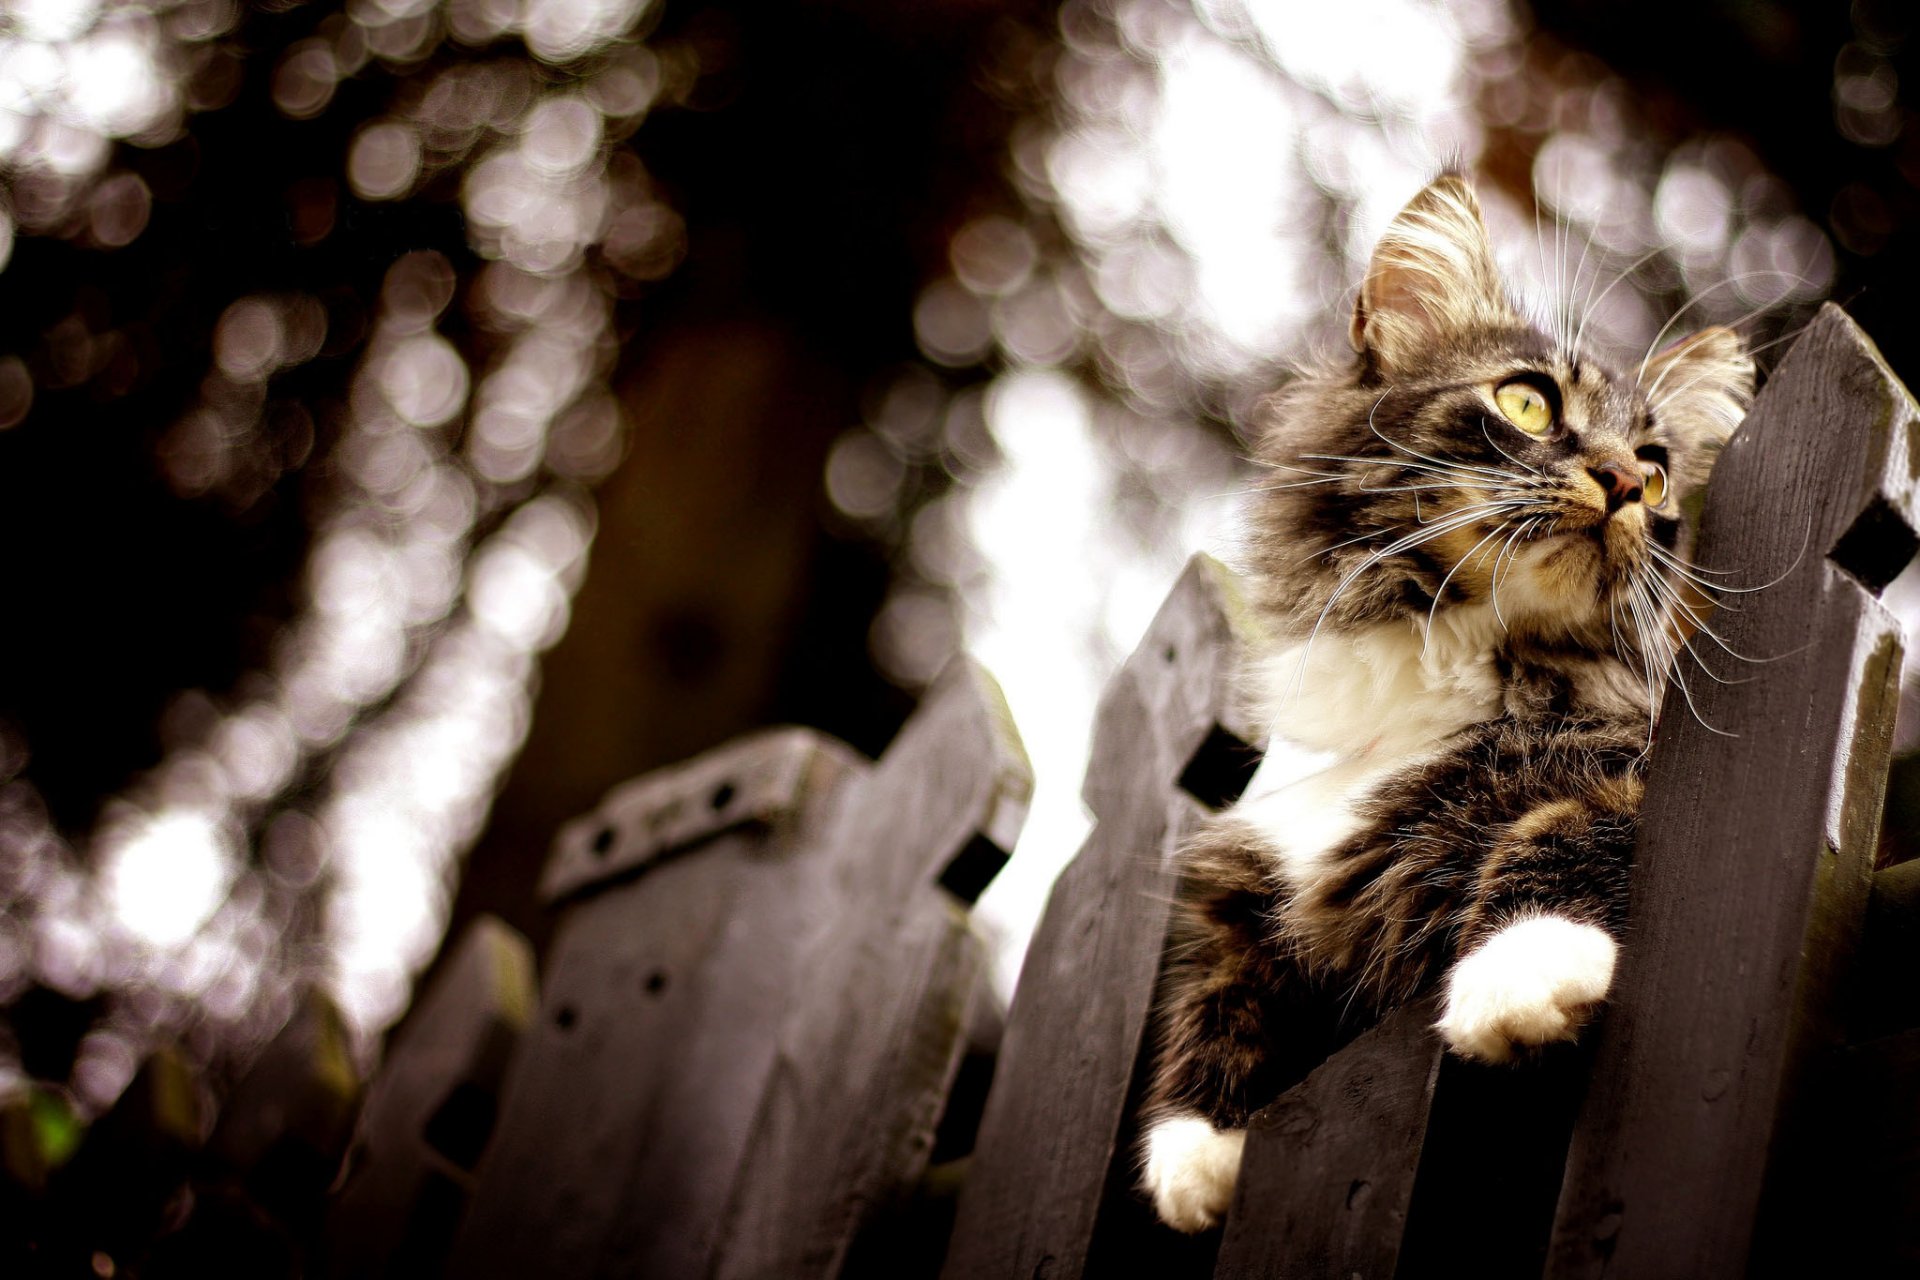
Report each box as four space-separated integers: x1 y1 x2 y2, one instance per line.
1235 606 1507 883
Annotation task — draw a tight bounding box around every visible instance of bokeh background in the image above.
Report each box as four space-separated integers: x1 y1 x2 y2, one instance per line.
0 0 1915 1269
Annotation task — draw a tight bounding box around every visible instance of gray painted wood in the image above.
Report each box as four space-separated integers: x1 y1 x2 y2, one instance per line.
324 916 536 1279
540 724 844 905
451 667 1027 1280
447 729 864 1280
445 729 860 1280
1547 304 1918 1278
941 554 1263 1280
712 658 1031 1280
1213 999 1443 1280
599 767 876 1280
459 829 769 1277
1392 1043 1592 1279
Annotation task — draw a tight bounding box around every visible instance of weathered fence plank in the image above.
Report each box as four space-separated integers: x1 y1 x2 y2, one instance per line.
1213 999 1442 1280
537 723 845 905
60 1047 205 1265
942 554 1263 1280
712 659 1029 1280
598 743 878 1280
447 727 863 1279
205 990 360 1223
451 663 1028 1280
1392 1044 1591 1279
1547 303 1918 1277
323 915 535 1279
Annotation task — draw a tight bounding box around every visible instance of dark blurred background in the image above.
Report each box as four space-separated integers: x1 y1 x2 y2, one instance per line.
0 0 1914 1271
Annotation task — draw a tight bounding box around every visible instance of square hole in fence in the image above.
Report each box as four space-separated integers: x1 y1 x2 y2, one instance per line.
1178 724 1263 810
1829 495 1920 595
423 1080 498 1172
939 833 1011 905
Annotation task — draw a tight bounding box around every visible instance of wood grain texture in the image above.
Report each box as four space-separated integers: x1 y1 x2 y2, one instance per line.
599 758 876 1280
712 657 1031 1280
1547 304 1919 1278
447 731 864 1280
1213 999 1442 1280
941 554 1263 1280
541 725 851 905
323 916 536 1280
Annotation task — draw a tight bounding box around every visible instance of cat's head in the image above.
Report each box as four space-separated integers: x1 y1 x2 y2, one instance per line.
1252 173 1754 655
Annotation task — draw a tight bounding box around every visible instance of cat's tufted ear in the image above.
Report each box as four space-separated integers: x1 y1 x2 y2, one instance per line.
1350 174 1516 371
1643 327 1754 492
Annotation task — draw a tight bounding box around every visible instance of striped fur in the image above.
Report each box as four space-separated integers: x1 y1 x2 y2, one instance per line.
1139 173 1754 1233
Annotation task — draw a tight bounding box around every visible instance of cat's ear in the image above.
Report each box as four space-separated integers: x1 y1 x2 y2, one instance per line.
1350 174 1515 371
1644 327 1754 491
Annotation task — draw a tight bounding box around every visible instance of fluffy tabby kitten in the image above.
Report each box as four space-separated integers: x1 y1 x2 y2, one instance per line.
1139 174 1755 1233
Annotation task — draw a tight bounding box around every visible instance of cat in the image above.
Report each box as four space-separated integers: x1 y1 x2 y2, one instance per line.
1138 173 1755 1233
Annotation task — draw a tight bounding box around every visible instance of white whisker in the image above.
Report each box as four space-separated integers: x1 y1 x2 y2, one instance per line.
1288 523 1407 566
1478 418 1545 477
1365 395 1533 486
1289 500 1529 699
1573 246 1667 358
1422 518 1516 654
1636 270 1815 388
1645 514 1810 594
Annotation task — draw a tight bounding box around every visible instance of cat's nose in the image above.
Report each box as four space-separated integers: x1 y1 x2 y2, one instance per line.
1587 461 1642 511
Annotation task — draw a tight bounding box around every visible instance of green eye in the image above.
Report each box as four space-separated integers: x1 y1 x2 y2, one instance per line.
1641 459 1669 508
1494 379 1554 436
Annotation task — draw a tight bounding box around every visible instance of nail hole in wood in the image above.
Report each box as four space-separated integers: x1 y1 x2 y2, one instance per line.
645 970 668 995
590 826 616 858
554 1005 577 1031
1829 494 1920 595
1178 723 1263 810
710 782 736 811
1163 644 1177 663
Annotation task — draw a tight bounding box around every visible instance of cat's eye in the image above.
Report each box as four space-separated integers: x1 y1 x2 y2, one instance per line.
1641 459 1669 508
1494 379 1554 436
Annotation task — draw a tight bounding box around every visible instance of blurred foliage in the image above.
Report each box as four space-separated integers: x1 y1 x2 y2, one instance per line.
0 0 1041 1263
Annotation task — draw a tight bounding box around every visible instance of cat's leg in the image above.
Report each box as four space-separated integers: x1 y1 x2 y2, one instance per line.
1139 817 1325 1232
1437 779 1640 1063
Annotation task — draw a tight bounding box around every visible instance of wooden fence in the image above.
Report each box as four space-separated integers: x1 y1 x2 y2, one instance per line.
322 303 1920 1277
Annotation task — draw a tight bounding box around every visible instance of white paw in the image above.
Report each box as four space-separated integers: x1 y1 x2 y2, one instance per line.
1438 915 1617 1064
1141 1114 1245 1233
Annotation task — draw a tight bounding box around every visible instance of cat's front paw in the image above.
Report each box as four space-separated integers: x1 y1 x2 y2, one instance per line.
1141 1114 1245 1233
1438 914 1616 1064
